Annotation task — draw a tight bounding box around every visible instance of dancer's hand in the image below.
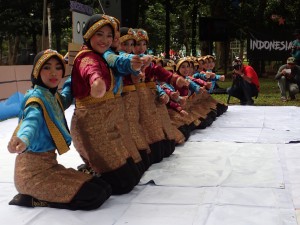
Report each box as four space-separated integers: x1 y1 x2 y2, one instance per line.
8 136 26 154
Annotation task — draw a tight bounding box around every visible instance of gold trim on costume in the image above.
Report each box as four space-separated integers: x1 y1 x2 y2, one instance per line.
25 97 69 155
76 92 115 107
135 82 146 89
122 84 136 93
145 81 156 89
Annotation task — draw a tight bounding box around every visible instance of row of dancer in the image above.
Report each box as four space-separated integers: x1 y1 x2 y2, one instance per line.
7 14 227 211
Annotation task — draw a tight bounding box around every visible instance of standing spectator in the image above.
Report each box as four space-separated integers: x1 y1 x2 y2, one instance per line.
275 57 300 101
227 58 260 105
291 29 300 66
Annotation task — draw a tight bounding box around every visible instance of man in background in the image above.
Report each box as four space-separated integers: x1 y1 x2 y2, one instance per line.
291 29 300 66
227 58 260 105
275 57 300 102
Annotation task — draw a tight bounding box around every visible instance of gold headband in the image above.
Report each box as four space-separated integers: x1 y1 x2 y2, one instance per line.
83 19 113 41
33 49 65 79
120 28 136 43
102 14 120 32
175 58 189 72
135 29 149 42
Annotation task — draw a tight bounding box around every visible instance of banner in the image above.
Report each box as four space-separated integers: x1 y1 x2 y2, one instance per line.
247 30 294 61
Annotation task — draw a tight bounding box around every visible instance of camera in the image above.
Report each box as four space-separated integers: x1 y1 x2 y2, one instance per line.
233 64 241 70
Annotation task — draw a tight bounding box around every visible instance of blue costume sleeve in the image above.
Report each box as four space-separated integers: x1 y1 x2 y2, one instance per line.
186 77 201 94
211 74 221 82
193 72 207 80
103 48 140 76
17 104 43 148
156 84 166 97
60 76 73 109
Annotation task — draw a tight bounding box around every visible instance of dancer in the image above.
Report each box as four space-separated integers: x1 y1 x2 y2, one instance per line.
7 49 111 210
71 14 140 195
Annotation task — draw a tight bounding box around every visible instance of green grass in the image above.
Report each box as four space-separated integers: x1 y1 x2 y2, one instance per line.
212 77 300 107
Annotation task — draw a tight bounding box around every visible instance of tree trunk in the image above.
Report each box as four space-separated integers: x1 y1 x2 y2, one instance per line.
191 2 197 56
215 42 226 70
55 31 61 52
8 35 20 65
165 0 170 59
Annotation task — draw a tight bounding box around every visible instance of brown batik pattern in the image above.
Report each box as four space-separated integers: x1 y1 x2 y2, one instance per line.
14 151 91 203
71 98 131 174
122 91 151 153
136 86 165 144
167 107 191 128
190 92 217 120
155 100 176 141
187 95 210 121
115 96 142 164
200 91 218 110
172 125 185 144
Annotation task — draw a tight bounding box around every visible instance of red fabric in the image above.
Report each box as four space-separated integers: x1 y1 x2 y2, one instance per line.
243 65 260 91
189 76 207 86
169 73 189 96
123 74 133 86
145 63 173 83
71 50 111 99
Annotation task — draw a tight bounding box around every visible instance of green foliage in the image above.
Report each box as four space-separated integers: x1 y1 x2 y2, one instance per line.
1 0 300 64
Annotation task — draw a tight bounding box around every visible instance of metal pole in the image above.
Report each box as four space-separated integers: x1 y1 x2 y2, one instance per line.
47 4 52 49
42 0 47 50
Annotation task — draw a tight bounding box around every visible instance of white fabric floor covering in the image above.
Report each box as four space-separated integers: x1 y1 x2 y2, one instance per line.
0 105 300 225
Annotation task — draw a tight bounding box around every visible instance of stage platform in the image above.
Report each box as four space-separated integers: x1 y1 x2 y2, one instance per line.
1 105 300 225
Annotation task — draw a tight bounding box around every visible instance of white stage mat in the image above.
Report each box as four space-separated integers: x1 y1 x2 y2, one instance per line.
0 105 299 225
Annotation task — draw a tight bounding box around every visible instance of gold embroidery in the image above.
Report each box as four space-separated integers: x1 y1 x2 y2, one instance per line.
79 57 96 70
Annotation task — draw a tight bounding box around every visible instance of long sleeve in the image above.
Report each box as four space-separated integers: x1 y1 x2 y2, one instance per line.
193 72 207 80
60 76 73 109
186 77 201 94
145 63 173 83
103 49 140 76
156 84 166 97
17 104 43 149
275 65 285 80
72 51 111 99
168 100 183 112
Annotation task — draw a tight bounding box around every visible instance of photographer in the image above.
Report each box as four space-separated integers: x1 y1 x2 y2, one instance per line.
227 58 260 105
275 57 300 102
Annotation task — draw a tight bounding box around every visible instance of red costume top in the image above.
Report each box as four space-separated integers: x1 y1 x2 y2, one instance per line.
72 47 112 99
145 63 173 83
169 73 190 96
